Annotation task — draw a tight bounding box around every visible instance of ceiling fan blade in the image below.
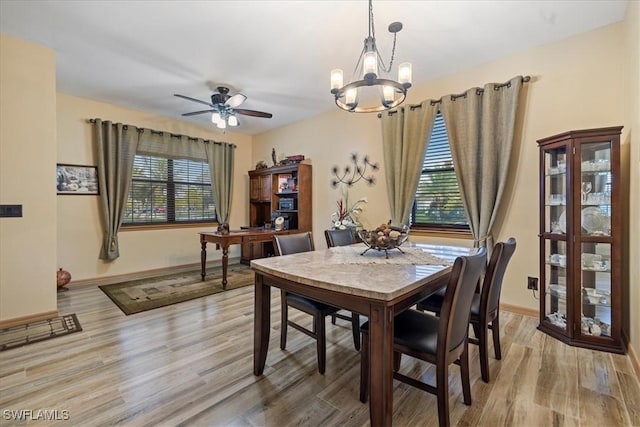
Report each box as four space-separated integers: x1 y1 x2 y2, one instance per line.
174 94 213 108
234 108 273 118
226 93 247 108
182 109 215 117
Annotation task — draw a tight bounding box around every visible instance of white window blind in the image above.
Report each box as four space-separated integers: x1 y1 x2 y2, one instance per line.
123 155 216 225
411 113 468 228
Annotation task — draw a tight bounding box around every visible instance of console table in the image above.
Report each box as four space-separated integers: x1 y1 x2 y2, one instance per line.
199 230 291 289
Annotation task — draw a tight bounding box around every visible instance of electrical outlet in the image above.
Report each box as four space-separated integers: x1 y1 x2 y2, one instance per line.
527 276 538 291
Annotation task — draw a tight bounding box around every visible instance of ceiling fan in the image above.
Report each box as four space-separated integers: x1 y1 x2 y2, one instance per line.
174 86 273 129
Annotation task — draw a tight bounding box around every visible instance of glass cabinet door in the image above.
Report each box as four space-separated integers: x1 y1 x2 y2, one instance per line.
544 148 567 235
579 141 612 237
580 242 612 337
578 141 613 339
545 239 568 330
542 146 569 331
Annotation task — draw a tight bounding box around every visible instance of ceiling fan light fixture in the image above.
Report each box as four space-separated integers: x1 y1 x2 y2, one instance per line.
330 0 412 113
175 87 272 129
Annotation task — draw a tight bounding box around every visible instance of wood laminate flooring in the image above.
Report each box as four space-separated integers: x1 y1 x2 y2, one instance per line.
1 282 638 426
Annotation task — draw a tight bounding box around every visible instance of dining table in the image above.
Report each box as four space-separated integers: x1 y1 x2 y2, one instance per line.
250 241 475 426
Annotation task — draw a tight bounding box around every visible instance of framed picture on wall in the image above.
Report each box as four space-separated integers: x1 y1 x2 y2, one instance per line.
56 164 99 195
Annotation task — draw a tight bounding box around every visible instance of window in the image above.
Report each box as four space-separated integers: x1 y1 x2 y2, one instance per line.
411 112 468 229
123 155 216 225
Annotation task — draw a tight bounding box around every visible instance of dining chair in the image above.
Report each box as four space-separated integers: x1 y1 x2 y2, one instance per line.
273 232 341 374
359 248 487 427
417 238 517 383
324 229 361 351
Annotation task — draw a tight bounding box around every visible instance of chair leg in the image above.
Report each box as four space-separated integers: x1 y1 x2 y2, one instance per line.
460 342 472 405
351 313 360 351
315 313 326 375
471 322 481 339
331 313 337 325
393 351 402 372
478 321 490 383
435 359 450 427
359 332 369 403
280 291 288 350
492 314 502 360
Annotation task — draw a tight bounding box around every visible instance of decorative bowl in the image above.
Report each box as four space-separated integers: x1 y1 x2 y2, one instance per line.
358 222 410 257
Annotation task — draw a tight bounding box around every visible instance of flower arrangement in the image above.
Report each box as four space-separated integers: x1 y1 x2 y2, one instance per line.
332 195 367 230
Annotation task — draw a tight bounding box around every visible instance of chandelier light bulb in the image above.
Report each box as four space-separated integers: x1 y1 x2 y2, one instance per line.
228 115 238 127
398 62 412 87
211 112 221 124
382 86 394 104
363 50 378 79
345 88 358 107
218 118 227 129
331 69 344 93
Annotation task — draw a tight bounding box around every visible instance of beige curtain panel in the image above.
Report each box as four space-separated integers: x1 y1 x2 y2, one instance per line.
205 141 235 225
441 75 524 249
93 119 140 260
381 100 439 226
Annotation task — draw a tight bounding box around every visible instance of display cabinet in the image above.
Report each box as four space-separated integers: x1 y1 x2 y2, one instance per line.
243 163 312 262
537 126 626 353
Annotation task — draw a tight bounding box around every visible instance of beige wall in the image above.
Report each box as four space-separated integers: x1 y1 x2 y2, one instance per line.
0 35 57 321
56 94 253 281
254 22 638 347
623 1 639 358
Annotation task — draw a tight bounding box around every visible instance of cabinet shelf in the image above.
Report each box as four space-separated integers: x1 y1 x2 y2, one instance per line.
537 126 626 354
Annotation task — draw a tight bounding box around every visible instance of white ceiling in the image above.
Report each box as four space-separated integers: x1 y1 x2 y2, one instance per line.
0 0 628 135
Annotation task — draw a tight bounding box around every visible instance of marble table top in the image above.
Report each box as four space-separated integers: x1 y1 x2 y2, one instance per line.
250 242 476 301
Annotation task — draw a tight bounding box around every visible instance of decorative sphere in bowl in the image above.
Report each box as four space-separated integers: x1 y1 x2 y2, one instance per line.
358 222 410 251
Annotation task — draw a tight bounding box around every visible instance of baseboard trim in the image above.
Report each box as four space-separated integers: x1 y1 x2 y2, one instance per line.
500 303 538 318
66 257 240 288
0 310 59 329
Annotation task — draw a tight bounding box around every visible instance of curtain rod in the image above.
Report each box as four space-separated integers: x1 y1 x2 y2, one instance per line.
377 75 531 117
87 119 236 147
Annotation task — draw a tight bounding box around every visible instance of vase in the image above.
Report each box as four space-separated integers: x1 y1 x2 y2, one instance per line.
56 268 71 289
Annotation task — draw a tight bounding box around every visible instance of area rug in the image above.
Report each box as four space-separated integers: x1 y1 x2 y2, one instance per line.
99 263 254 315
0 314 82 351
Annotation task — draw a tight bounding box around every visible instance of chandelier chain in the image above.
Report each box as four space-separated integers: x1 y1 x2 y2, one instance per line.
368 0 395 74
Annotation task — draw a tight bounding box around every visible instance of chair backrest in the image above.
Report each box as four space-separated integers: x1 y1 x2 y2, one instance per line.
273 232 315 256
324 229 357 248
482 238 517 315
439 248 487 353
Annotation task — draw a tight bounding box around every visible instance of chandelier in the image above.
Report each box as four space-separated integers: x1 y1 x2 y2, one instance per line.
330 0 412 113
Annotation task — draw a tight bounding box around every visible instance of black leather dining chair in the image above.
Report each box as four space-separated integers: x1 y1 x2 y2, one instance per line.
417 238 516 383
324 229 361 350
359 248 487 427
273 232 341 374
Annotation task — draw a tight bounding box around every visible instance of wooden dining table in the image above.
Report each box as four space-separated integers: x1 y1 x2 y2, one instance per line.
250 242 475 426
